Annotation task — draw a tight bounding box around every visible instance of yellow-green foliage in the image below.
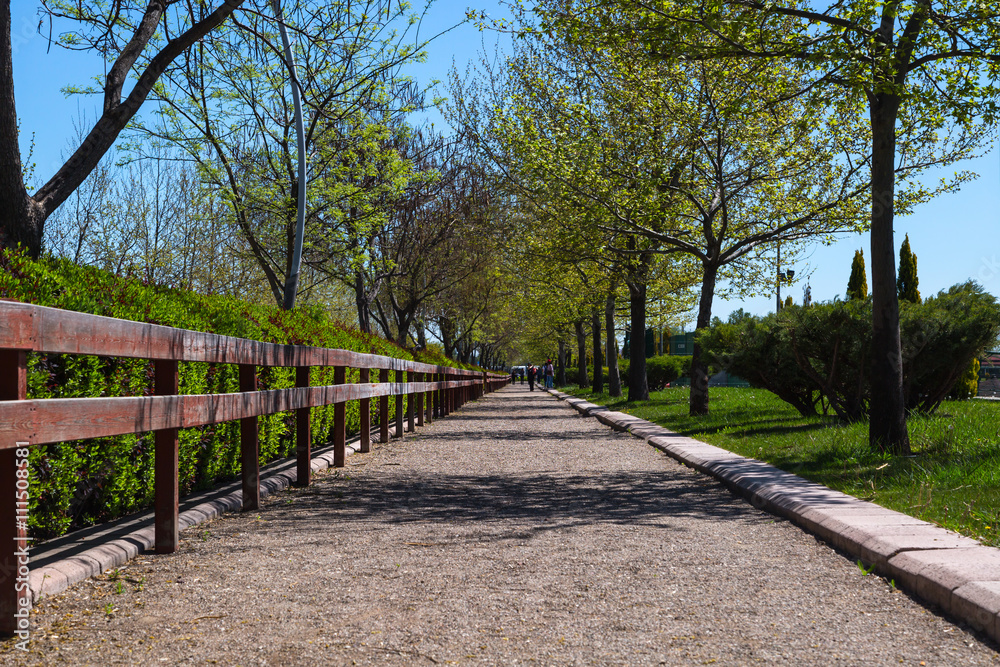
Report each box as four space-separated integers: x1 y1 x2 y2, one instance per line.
898 234 921 304
0 251 460 540
846 249 867 300
950 358 980 400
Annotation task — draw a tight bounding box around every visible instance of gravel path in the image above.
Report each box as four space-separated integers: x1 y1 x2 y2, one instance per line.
2 384 998 665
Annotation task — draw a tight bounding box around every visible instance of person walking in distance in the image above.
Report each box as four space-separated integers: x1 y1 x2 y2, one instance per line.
544 359 554 389
527 365 537 391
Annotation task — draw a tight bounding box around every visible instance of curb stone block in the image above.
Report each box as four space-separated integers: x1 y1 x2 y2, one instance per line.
887 548 1000 615
549 387 1000 642
951 581 1000 637
859 528 981 567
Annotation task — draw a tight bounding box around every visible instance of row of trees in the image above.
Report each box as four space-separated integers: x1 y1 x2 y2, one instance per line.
3 2 518 365
3 2 1000 456
454 0 1000 455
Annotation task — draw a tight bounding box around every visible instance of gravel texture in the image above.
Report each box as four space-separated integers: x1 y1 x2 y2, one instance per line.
2 384 998 665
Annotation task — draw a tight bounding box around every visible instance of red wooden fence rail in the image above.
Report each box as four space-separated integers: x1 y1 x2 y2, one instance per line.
0 300 509 634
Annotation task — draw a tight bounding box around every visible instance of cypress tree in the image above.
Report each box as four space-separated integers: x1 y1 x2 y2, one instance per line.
846 249 868 300
897 234 921 303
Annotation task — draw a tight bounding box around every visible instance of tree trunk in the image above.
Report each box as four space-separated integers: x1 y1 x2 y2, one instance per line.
557 339 567 386
591 307 604 394
354 269 371 334
868 96 911 454
605 287 622 397
627 274 649 402
689 263 718 416
0 4 43 255
439 315 455 359
1 1 245 258
416 320 427 349
575 319 589 389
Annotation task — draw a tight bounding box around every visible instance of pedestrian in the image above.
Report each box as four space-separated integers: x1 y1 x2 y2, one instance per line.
528 365 537 391
544 359 554 388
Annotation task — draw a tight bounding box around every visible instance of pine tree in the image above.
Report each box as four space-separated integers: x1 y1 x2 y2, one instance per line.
897 234 921 303
846 250 868 300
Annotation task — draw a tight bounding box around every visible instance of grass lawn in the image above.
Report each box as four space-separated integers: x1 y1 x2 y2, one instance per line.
563 385 1000 548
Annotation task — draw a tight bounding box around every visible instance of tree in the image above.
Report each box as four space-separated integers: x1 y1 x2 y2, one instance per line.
548 0 1000 452
898 234 921 304
133 1 435 310
1 1 247 258
497 2 871 415
847 250 868 301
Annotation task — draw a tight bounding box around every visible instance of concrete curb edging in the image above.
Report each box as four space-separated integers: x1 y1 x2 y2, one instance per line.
547 388 1000 642
26 426 403 605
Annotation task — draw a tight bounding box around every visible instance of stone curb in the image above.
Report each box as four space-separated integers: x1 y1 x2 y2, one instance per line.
546 388 1000 642
26 425 405 605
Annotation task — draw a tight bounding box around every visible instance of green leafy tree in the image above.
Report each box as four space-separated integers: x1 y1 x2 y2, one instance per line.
847 250 868 301
465 5 866 409
545 0 1000 454
131 1 437 311
898 234 921 304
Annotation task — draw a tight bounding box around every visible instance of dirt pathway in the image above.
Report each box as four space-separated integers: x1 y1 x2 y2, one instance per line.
2 384 997 665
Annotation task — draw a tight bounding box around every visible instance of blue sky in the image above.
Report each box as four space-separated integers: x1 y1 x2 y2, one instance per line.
11 1 1000 323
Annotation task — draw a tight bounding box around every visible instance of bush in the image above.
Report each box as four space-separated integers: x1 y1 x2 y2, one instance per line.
699 310 823 417
646 355 690 389
0 250 456 540
949 358 980 400
611 356 689 390
699 282 1000 421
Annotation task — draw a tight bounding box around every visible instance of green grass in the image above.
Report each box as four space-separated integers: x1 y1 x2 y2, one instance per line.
565 386 1000 548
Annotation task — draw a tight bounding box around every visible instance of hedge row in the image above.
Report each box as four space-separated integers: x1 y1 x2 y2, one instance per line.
699 282 1000 420
0 251 467 540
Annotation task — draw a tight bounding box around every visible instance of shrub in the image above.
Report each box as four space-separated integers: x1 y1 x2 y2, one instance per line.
949 358 980 400
699 282 1000 421
0 250 459 540
646 355 690 389
699 310 822 417
612 356 689 390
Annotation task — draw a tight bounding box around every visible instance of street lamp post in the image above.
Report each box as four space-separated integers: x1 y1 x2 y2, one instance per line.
776 243 795 311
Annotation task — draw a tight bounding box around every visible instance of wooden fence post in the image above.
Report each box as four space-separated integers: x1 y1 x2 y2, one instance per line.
379 368 390 443
432 372 440 419
406 370 415 433
359 367 371 453
0 350 28 636
416 372 425 427
154 360 179 554
295 366 311 487
334 366 346 467
395 368 404 438
240 364 259 511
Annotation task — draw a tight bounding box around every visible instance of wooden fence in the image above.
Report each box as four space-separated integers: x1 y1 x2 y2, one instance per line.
0 300 509 634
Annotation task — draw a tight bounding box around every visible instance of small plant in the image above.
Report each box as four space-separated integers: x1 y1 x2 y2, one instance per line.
200 530 210 541
104 602 115 618
115 580 124 595
856 560 876 576
107 568 121 582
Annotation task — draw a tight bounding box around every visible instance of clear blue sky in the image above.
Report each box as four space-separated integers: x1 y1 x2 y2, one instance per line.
12 1 1000 322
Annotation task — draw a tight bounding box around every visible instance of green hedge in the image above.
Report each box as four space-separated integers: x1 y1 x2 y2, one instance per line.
0 251 469 541
699 282 1000 421
565 356 690 390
